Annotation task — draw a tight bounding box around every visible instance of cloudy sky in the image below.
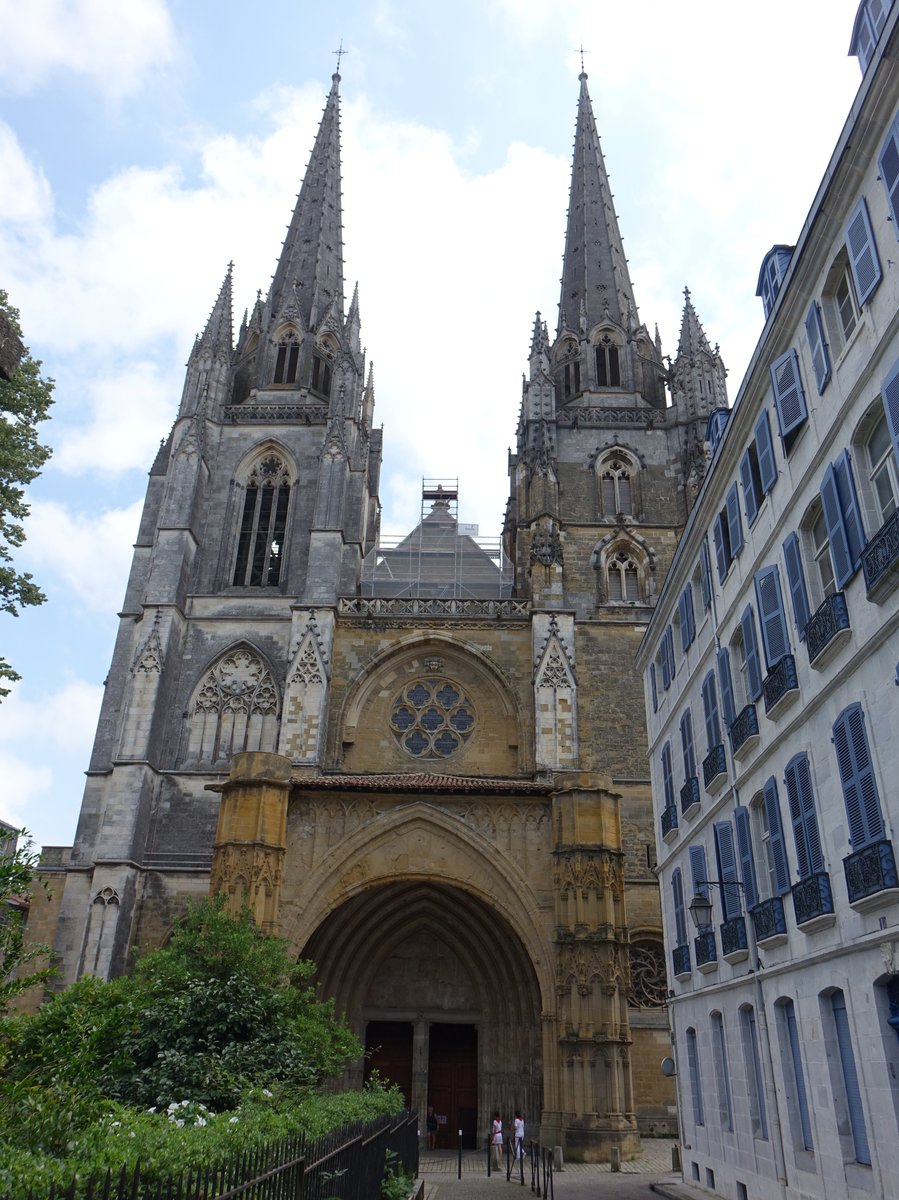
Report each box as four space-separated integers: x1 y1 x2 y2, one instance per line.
0 0 864 849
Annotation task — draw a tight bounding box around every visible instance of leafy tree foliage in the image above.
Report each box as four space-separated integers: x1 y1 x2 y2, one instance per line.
0 290 54 697
0 827 52 1013
2 898 362 1112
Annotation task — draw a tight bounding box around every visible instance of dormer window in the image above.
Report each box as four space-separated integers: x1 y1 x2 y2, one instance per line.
273 331 299 384
595 335 621 387
311 352 332 398
756 246 794 318
850 0 888 74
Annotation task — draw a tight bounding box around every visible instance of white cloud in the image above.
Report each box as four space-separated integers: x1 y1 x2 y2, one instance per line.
0 123 54 225
22 499 144 613
0 754 53 831
0 679 103 752
0 0 178 100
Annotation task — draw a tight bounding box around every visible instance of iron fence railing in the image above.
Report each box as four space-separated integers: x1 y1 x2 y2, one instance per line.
10 1111 419 1200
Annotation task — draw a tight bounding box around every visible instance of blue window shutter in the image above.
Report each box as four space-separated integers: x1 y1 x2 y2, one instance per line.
755 410 777 493
834 450 866 570
784 753 823 878
702 671 720 750
770 349 808 441
714 820 741 919
684 584 695 645
805 301 831 393
717 648 735 727
672 868 687 946
734 806 759 910
882 356 899 470
831 991 871 1165
726 482 744 556
700 540 713 609
879 117 899 238
763 777 791 896
681 709 696 780
783 532 811 638
784 1001 814 1150
832 703 884 847
662 742 674 808
754 565 791 668
686 1027 704 1126
678 590 690 652
740 447 760 525
713 513 728 582
649 662 657 713
821 462 854 588
660 627 672 690
740 605 764 701
845 196 882 304
690 844 709 899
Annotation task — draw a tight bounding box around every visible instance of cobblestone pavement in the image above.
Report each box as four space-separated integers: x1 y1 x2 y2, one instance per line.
417 1139 678 1178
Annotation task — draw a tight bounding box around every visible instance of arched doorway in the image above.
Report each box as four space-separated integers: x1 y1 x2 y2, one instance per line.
303 880 543 1148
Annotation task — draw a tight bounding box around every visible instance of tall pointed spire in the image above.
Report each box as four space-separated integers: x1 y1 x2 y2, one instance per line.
558 72 637 337
270 72 345 331
676 287 713 359
194 262 233 363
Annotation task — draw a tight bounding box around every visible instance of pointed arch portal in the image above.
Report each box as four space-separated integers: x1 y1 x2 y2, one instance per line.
303 880 543 1148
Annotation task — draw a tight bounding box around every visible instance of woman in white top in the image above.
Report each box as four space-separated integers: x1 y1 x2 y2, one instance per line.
491 1111 503 1167
513 1111 524 1160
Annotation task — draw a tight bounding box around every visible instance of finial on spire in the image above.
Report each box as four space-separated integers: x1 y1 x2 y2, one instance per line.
333 39 346 78
576 43 588 78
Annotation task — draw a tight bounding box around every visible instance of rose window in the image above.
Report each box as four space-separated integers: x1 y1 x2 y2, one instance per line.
389 678 476 759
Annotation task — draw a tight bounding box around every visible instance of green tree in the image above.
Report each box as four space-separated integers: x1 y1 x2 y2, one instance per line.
0 290 54 697
0 827 52 1014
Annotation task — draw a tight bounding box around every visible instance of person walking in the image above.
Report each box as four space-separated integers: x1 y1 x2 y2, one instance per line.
491 1111 503 1168
513 1110 524 1160
426 1105 438 1151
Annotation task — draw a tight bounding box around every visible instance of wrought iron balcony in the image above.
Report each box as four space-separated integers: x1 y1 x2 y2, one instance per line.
750 896 788 946
694 928 718 973
806 592 850 668
791 871 834 931
720 915 749 963
763 654 799 717
862 508 899 601
661 804 678 843
703 743 727 794
672 943 691 979
844 839 899 909
680 777 700 819
729 704 760 760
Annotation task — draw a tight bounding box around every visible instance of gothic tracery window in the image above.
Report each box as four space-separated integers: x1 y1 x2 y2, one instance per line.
601 459 633 516
627 939 667 1009
389 677 476 759
607 549 640 601
273 330 300 384
187 647 280 764
595 334 621 387
233 454 292 587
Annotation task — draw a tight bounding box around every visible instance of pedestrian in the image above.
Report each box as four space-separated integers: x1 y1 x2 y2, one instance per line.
426 1105 438 1151
513 1110 524 1160
491 1111 503 1168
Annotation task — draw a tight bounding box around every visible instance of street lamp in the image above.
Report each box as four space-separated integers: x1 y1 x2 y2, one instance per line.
688 890 714 931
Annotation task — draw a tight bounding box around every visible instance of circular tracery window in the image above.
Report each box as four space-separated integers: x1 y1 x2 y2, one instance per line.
389 678 476 758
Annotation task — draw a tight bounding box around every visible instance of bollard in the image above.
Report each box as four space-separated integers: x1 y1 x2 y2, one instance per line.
552 1146 563 1172
610 1147 620 1173
672 1143 681 1172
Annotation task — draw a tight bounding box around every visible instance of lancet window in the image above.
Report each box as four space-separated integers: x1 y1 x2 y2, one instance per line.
607 549 640 601
273 331 300 384
233 454 292 587
595 334 621 387
601 460 633 516
311 352 332 398
186 647 280 765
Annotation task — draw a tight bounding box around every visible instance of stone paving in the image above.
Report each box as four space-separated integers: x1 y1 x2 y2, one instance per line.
417 1139 678 1178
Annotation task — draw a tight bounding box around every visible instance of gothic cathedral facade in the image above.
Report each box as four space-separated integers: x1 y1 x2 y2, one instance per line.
51 70 726 1160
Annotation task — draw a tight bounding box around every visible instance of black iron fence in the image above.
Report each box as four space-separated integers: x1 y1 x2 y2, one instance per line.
10 1111 419 1200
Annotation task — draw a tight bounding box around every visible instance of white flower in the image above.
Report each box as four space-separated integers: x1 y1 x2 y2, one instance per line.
181 1099 190 1108
175 1119 185 1128
229 1117 239 1125
147 1107 157 1114
196 1117 207 1127
129 1132 136 1138
110 1121 121 1128
262 1089 273 1098
167 1103 179 1113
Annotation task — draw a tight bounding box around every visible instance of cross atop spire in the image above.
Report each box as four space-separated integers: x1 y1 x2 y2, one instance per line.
333 39 347 76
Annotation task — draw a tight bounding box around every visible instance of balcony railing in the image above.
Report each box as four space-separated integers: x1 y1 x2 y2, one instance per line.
806 592 850 667
703 743 727 793
844 839 899 909
661 805 678 843
672 943 691 978
862 508 899 601
729 704 760 759
680 776 701 818
694 929 718 972
750 896 788 945
763 654 799 717
791 871 834 930
720 915 749 963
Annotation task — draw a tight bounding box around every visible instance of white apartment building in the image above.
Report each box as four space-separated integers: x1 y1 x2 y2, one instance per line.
637 4 899 1198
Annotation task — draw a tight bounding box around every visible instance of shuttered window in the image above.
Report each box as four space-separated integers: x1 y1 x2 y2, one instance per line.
700 539 713 610
717 648 735 728
678 585 696 651
830 990 871 1165
740 605 764 701
805 301 831 393
879 115 899 237
784 752 824 879
845 196 882 305
649 663 657 713
882 355 899 473
726 482 744 557
820 451 866 588
661 742 675 810
770 348 808 448
782 1000 814 1150
832 703 884 848
734 806 759 910
660 625 675 690
681 709 697 782
672 868 688 947
755 410 778 493
686 1027 704 1126
782 532 811 638
755 565 791 669
763 777 791 896
713 512 730 582
702 671 721 751
714 820 741 919
690 844 710 902
740 445 762 526
740 1006 768 1141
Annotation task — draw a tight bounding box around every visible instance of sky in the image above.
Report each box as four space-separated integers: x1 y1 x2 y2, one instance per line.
0 0 865 850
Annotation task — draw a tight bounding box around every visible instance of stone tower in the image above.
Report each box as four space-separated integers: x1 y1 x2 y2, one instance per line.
51 69 725 1161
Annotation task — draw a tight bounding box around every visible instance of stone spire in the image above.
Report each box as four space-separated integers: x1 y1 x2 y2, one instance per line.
676 287 713 359
193 262 233 364
558 72 638 338
670 286 728 426
269 72 345 332
179 263 234 416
